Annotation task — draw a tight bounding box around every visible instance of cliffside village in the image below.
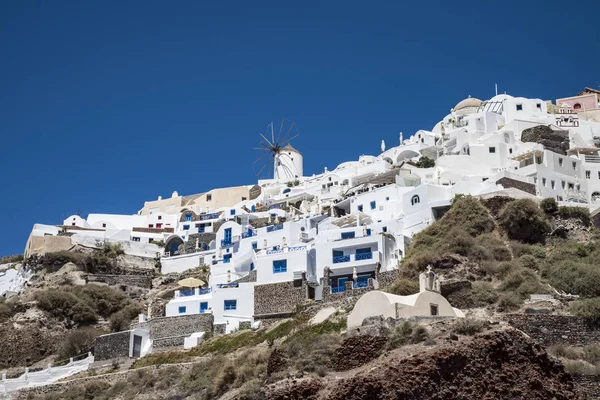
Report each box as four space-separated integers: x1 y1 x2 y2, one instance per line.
8 86 600 361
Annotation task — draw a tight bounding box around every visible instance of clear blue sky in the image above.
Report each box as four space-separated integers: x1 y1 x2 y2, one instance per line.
1 0 598 257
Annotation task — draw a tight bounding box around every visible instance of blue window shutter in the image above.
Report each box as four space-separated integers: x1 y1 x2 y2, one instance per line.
230 209 235 216
224 300 237 310
178 306 186 314
273 260 287 273
250 263 255 271
370 201 376 210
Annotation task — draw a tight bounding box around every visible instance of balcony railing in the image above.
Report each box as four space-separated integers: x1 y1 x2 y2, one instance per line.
217 282 239 289
175 287 212 298
221 239 233 247
355 252 373 261
353 280 369 289
241 231 257 239
332 252 375 264
266 224 284 233
330 286 345 294
333 255 351 264
199 212 220 221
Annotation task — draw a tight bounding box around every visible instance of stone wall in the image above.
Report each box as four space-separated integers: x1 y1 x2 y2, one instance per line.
376 269 401 289
495 177 536 195
254 280 307 316
214 323 226 335
239 321 252 330
506 314 600 346
134 314 214 344
86 274 153 289
152 335 186 348
234 269 257 283
183 232 216 254
94 331 130 361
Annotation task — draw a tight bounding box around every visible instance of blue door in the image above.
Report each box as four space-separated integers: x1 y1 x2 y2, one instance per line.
200 302 208 313
224 228 232 243
337 277 348 292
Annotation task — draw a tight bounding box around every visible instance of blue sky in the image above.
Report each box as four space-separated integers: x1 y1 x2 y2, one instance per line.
1 0 598 257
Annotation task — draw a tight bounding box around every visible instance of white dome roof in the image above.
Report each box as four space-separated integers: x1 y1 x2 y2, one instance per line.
454 97 482 111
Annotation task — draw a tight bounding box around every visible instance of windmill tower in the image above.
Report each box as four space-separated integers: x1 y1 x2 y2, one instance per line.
253 118 303 180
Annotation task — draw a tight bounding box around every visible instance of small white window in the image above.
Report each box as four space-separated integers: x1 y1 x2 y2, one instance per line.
411 195 420 205
559 158 563 167
489 147 496 153
586 171 591 179
542 178 547 187
551 181 555 189
516 104 523 111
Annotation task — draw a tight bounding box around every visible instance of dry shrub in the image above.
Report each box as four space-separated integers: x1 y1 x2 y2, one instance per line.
58 328 99 359
452 318 488 335
386 278 419 295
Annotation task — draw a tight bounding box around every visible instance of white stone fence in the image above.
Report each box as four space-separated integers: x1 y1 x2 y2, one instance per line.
0 353 94 394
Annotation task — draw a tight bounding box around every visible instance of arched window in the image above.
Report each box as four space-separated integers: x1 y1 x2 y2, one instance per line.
411 195 420 205
573 103 582 110
282 188 291 194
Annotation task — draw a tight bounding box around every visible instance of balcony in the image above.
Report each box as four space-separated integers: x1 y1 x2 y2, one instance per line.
353 280 369 289
266 224 284 233
221 239 233 247
241 231 257 239
264 245 307 256
199 212 220 221
216 282 239 289
333 255 351 264
331 251 377 265
174 287 212 298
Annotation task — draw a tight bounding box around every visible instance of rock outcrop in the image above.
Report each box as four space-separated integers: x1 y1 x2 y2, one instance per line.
266 329 582 400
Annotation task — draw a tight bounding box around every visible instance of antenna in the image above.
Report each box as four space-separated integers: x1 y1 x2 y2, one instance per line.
252 118 300 179
495 83 498 96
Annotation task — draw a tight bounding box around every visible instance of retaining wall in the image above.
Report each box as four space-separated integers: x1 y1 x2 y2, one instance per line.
506 314 600 347
94 331 130 361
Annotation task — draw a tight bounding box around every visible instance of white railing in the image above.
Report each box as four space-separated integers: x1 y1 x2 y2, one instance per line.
0 353 94 393
262 245 307 256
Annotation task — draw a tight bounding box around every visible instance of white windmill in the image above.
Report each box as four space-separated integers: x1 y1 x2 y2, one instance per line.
253 118 303 180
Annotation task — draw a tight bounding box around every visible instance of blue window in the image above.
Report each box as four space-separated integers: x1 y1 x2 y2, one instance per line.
333 250 344 257
382 226 387 233
386 197 389 201
250 263 255 271
178 306 186 314
183 225 190 230
251 205 256 212
185 213 192 222
224 300 237 310
357 205 363 212
230 209 235 216
356 247 371 254
200 302 208 313
224 254 232 263
273 259 287 273
366 228 371 236
341 231 355 239
224 228 232 242
197 224 205 233
252 241 257 250
370 201 376 210
283 188 291 194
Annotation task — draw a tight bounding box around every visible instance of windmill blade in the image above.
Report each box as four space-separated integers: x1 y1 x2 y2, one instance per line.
256 156 272 177
253 147 271 151
276 118 285 146
252 151 272 165
280 121 296 145
280 133 300 148
271 122 275 145
260 133 274 149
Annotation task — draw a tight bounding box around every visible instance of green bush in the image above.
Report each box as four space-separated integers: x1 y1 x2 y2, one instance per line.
73 285 130 318
540 198 559 215
415 156 435 168
509 241 547 259
499 268 546 298
452 318 488 335
385 322 428 350
497 292 523 311
558 206 591 226
58 328 99 359
471 282 499 306
516 254 538 270
0 254 24 264
542 259 600 297
476 233 512 261
35 290 97 324
386 278 419 295
498 199 550 244
109 303 142 332
570 298 600 322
